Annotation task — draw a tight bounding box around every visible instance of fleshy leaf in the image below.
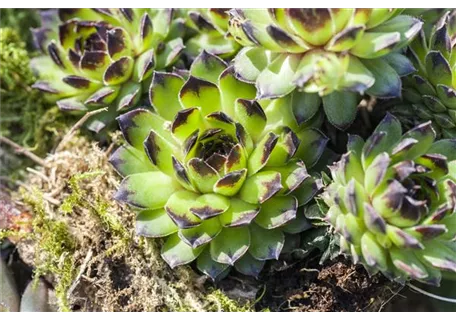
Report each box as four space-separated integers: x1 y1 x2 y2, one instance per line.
249 223 284 260
136 208 178 237
210 226 250 265
254 196 297 229
114 172 180 209
219 198 260 227
161 234 204 268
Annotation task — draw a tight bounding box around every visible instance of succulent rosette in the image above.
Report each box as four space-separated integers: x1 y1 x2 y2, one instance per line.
402 10 456 138
228 9 422 129
322 113 456 285
31 9 185 132
110 51 328 279
183 9 240 59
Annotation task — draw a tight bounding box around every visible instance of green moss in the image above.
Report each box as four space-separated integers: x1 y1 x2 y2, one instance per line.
0 9 40 48
204 289 256 312
21 188 76 312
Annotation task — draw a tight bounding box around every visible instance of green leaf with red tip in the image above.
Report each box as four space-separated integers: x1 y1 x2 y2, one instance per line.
155 38 184 69
103 57 134 86
189 193 230 220
136 208 178 237
85 86 119 106
179 76 221 116
370 15 423 49
161 234 205 268
190 50 227 84
133 49 155 83
386 225 423 249
149 72 184 121
234 252 265 278
425 51 453 87
115 172 180 209
234 99 267 142
179 218 222 248
117 108 171 150
210 226 250 265
256 53 300 99
294 128 328 169
187 158 219 194
164 190 201 229
436 85 456 109
322 91 358 130
350 32 400 59
219 198 260 227
172 108 203 141
109 145 156 177
400 121 436 160
107 27 133 60
390 247 429 280
224 144 247 173
116 81 141 111
144 130 176 175
247 132 278 175
80 51 110 80
249 223 284 260
269 160 309 195
360 232 389 271
197 248 229 280
325 25 364 52
291 175 323 206
266 127 300 167
255 196 297 229
57 97 88 112
214 169 248 197
239 171 282 204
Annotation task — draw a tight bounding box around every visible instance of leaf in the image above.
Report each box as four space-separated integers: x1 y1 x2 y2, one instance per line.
210 226 250 265
161 234 205 268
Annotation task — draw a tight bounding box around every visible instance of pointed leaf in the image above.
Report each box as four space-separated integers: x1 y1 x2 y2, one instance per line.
164 190 201 229
161 234 204 268
249 223 284 260
179 218 222 248
219 198 260 227
190 193 230 220
109 145 155 177
136 208 178 237
197 248 229 280
234 252 265 278
239 171 282 204
210 226 250 265
114 172 180 209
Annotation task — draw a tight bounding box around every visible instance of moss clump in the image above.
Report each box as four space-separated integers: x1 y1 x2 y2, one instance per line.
0 9 40 48
19 188 76 312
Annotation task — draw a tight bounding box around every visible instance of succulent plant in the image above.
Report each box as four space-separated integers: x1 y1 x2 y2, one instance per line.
401 10 456 138
110 51 327 279
322 113 456 285
0 259 50 312
31 9 185 132
183 9 240 59
228 9 422 129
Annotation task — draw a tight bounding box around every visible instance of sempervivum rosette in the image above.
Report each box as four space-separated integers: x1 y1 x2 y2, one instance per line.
401 10 456 138
110 51 328 279
228 9 422 129
322 113 456 285
183 9 240 59
31 9 185 132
